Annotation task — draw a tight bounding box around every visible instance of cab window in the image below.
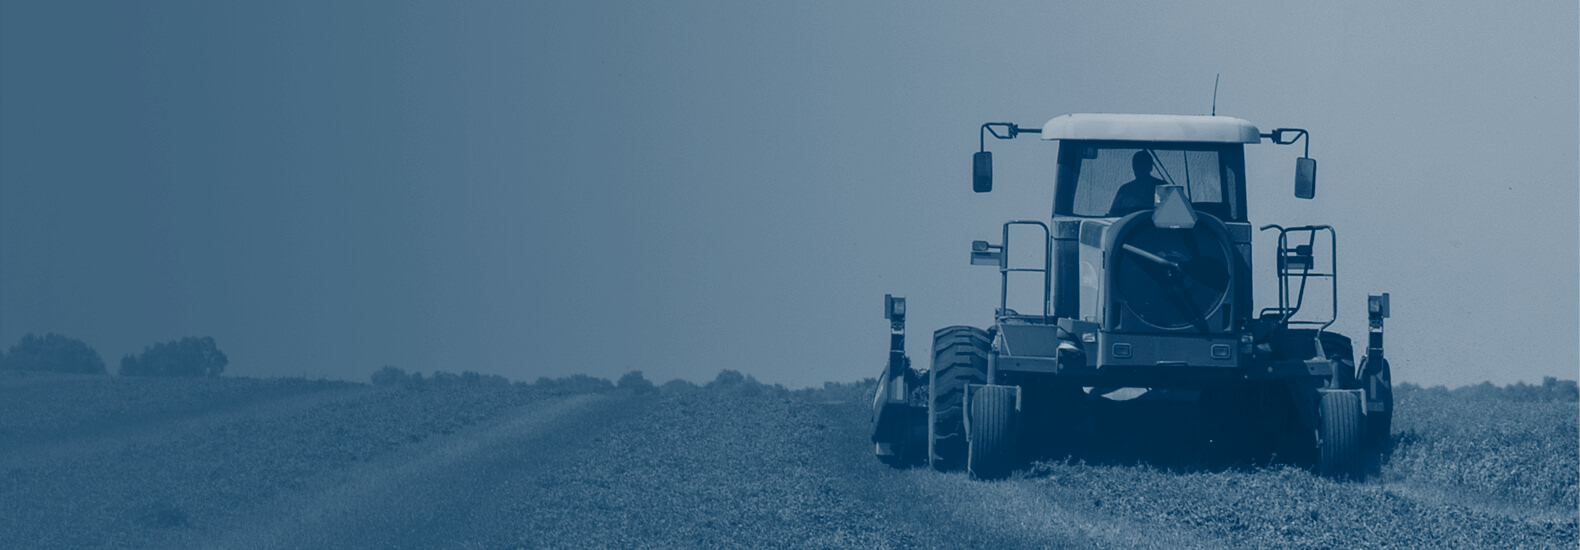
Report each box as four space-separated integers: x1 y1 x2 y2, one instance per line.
1055 141 1244 221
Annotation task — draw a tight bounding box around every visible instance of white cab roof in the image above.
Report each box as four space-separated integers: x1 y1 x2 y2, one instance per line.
1040 114 1261 144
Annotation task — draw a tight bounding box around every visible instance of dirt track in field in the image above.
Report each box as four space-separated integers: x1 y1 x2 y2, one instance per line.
1 372 1574 549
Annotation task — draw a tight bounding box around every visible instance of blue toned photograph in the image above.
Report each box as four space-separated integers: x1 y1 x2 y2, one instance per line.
2 2 1575 548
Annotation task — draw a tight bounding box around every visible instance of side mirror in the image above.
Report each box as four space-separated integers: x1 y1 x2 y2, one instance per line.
1295 157 1317 199
973 151 993 193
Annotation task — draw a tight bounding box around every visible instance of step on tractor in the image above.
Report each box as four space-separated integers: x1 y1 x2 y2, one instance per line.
871 114 1394 480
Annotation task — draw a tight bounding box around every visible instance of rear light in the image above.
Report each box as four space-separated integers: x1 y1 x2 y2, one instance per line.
884 295 906 319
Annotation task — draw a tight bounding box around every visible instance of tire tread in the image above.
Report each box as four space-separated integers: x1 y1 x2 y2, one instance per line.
1318 390 1363 480
928 326 988 471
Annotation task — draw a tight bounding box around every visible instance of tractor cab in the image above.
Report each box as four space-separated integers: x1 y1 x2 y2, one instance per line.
1047 114 1256 222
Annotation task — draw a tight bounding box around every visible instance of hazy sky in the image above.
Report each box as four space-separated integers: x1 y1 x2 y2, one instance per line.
2 1 1575 388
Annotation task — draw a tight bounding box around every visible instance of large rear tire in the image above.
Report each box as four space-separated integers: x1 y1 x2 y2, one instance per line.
967 384 1018 479
928 326 989 471
1317 390 1364 480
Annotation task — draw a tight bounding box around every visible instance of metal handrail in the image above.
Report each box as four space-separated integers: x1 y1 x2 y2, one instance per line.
998 220 1052 318
1258 224 1337 334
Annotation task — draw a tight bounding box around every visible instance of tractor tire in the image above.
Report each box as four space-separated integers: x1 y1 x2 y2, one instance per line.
967 385 1019 480
928 326 989 472
1317 390 1364 480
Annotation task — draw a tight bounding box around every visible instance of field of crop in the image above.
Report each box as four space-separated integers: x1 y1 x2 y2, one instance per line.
1 370 1574 549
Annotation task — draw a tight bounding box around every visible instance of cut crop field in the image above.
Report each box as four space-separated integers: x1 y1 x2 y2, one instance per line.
1 371 1574 549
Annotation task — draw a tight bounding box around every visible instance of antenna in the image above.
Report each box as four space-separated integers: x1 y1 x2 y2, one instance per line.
1211 73 1220 116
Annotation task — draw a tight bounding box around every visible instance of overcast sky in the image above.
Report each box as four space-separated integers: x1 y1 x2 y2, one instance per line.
2 1 1575 388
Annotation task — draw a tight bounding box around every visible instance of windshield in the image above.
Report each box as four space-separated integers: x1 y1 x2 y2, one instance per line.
1054 141 1245 221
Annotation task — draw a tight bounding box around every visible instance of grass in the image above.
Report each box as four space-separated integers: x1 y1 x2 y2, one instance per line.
1002 383 1579 548
1386 386 1578 513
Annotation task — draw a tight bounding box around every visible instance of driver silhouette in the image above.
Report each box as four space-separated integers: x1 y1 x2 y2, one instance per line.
1108 151 1167 216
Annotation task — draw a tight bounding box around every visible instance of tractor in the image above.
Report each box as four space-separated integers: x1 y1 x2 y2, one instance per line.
871 114 1393 480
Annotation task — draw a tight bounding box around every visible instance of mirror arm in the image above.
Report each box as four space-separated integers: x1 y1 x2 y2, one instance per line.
980 123 1041 152
1261 128 1312 157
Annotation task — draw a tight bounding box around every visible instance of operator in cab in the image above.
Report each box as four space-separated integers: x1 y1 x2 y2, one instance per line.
1107 151 1167 216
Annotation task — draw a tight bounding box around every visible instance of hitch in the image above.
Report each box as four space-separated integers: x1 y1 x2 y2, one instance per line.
1359 293 1392 414
876 294 909 412
872 294 920 463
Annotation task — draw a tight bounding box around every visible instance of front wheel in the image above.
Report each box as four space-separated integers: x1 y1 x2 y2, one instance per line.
967 385 1019 480
1317 390 1364 480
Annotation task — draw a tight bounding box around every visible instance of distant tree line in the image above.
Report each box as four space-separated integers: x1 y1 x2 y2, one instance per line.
119 337 227 377
1396 377 1579 403
0 333 226 377
366 367 789 397
370 365 512 388
371 365 628 393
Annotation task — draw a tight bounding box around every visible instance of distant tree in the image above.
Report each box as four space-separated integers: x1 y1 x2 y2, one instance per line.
567 374 615 393
1542 376 1579 402
119 337 227 377
459 370 509 387
618 370 655 394
431 371 460 386
371 365 407 387
708 369 748 389
1506 381 1539 402
0 333 107 374
1463 381 1498 401
659 378 699 394
705 369 779 396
